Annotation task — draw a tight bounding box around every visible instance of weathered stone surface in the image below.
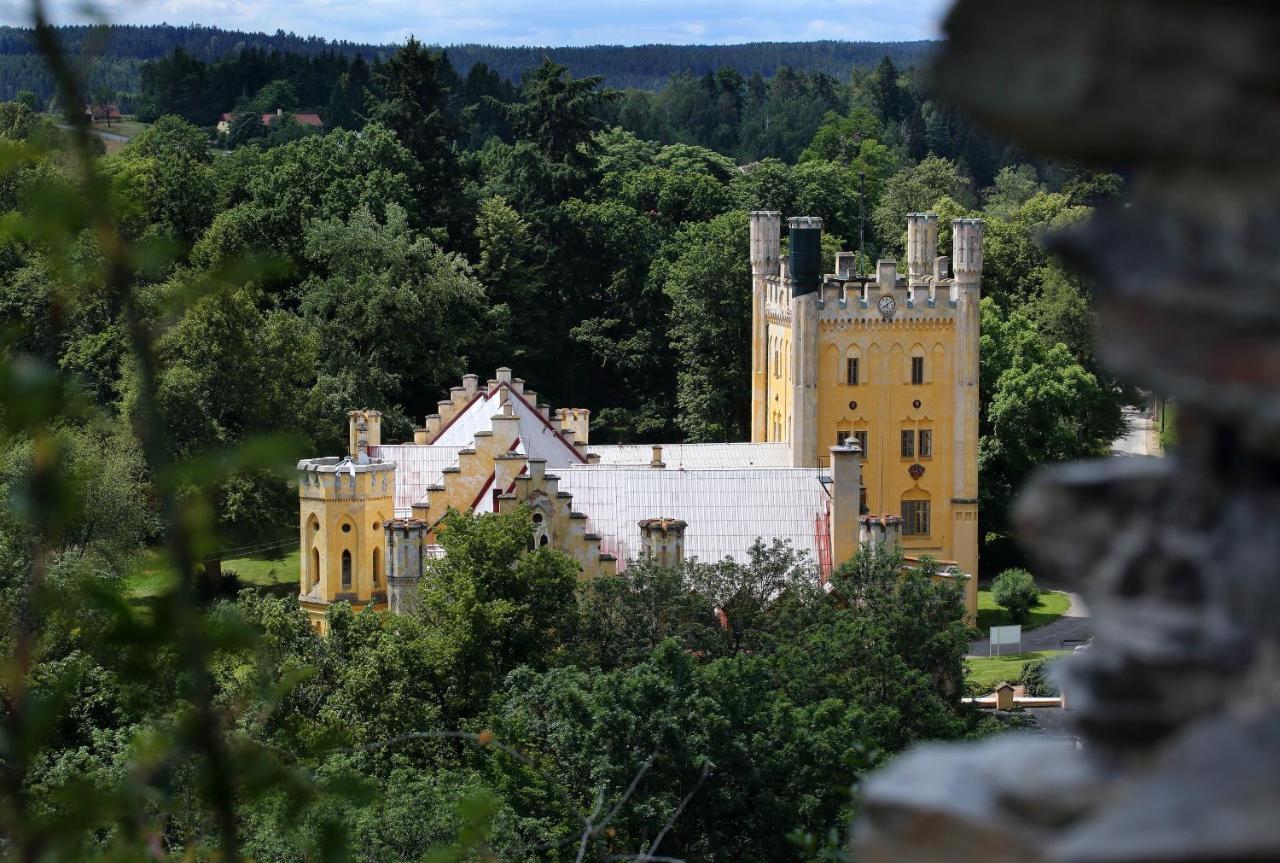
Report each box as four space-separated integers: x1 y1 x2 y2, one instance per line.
856 736 1091 863
1051 716 1280 862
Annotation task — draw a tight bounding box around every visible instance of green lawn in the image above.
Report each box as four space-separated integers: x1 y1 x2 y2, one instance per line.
975 589 1070 636
127 546 299 599
92 119 150 138
965 650 1070 691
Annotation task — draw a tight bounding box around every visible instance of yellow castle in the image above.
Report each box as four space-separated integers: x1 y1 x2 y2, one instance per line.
296 212 981 633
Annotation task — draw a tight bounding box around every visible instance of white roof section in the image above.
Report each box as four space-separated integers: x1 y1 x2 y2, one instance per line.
373 385 586 516
431 388 585 467
556 467 829 566
583 442 793 469
369 444 465 516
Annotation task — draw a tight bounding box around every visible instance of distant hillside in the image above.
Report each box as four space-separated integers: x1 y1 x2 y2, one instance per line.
0 24 937 103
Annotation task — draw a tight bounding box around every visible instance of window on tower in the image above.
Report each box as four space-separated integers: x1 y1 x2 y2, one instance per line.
846 356 859 385
341 549 352 589
901 429 915 458
918 429 933 458
911 356 925 385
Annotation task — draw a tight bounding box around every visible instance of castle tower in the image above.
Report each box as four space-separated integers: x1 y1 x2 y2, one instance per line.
950 218 984 614
384 517 428 616
297 445 395 634
750 211 782 443
788 216 823 468
749 209 983 619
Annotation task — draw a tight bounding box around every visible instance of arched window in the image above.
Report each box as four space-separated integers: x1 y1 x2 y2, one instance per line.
910 345 927 385
341 549 352 589
372 546 381 587
845 346 861 385
310 546 320 588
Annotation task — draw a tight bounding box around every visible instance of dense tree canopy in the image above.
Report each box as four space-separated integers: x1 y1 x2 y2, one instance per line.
0 32 1127 858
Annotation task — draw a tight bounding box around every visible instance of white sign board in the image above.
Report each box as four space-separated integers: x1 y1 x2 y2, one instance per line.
989 624 1022 657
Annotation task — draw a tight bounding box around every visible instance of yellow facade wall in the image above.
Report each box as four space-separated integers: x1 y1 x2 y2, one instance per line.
815 318 958 561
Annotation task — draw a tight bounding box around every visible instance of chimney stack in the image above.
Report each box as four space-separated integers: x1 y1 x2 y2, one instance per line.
830 441 863 568
906 213 939 286
788 216 823 297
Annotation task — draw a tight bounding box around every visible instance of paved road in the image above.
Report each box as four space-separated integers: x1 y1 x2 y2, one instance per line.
968 592 1091 657
1112 406 1159 457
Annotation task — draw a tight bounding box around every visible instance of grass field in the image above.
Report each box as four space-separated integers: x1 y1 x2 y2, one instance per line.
127 546 298 599
965 649 1070 691
91 119 149 138
975 588 1071 636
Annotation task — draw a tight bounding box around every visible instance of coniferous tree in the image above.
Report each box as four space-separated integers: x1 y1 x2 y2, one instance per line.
367 37 462 225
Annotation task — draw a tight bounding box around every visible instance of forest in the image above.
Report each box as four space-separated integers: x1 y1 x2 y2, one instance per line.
0 23 936 105
0 28 1126 861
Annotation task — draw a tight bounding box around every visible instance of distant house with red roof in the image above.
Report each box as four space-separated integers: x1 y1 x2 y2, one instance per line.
84 104 122 125
217 109 323 135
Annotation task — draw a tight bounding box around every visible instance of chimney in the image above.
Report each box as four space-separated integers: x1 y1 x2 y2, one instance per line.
952 218 985 282
830 440 863 568
788 216 823 297
638 518 687 567
877 259 898 291
651 445 666 469
749 211 782 276
906 213 939 286
276 107 282 116
496 367 513 386
347 409 381 461
859 514 903 553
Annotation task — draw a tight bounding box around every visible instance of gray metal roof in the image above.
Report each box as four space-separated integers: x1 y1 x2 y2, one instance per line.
370 444 464 515
556 467 829 566
583 441 793 469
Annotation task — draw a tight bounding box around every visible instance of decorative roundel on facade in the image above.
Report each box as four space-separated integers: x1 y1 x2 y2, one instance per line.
848 400 858 410
341 523 352 533
912 399 922 409
909 463 926 480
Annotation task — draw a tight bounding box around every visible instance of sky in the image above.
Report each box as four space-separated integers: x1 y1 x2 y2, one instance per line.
2 0 951 46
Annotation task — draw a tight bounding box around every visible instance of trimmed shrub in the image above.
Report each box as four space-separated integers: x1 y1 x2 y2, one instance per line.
992 568 1039 623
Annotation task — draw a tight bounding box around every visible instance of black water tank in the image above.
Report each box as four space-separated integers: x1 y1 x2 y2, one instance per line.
788 216 823 296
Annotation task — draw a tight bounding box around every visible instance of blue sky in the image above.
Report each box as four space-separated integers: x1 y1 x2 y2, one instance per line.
6 0 951 46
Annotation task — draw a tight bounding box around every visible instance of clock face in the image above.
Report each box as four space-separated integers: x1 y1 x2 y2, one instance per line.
877 295 897 319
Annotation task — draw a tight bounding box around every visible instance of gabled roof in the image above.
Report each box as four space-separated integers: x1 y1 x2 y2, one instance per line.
582 442 792 469
555 467 829 567
432 386 585 467
376 384 585 514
